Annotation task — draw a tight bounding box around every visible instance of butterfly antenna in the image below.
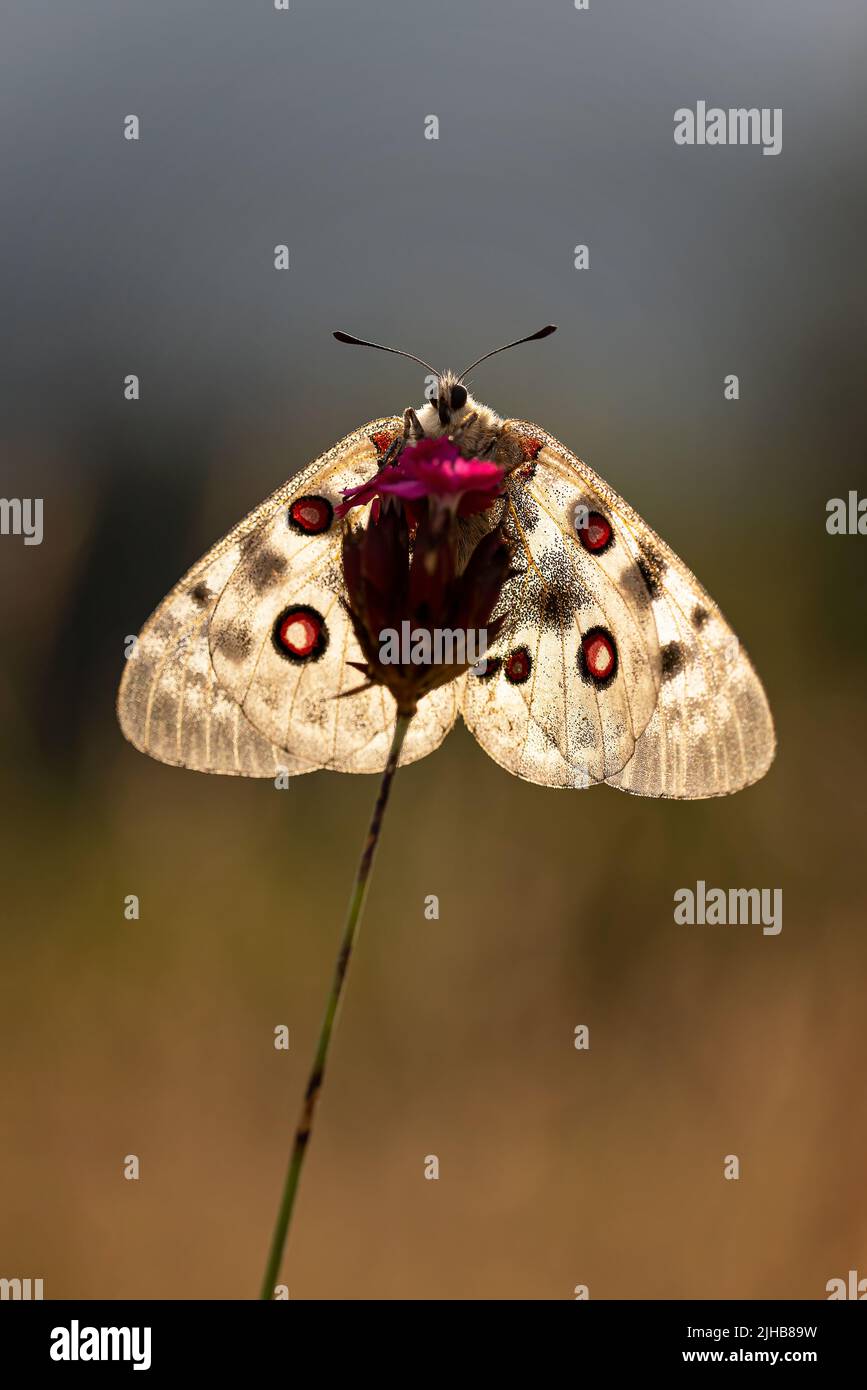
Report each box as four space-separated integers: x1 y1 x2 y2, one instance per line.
458 324 557 381
333 331 439 376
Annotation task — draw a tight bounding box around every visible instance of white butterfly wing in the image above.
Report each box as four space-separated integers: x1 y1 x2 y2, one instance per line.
118 419 460 776
462 482 660 788
117 497 313 778
462 422 775 798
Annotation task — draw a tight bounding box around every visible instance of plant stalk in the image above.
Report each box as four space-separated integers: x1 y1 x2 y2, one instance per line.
259 709 413 1298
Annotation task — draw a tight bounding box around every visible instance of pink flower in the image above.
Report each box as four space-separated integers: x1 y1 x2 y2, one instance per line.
341 498 513 715
336 438 506 519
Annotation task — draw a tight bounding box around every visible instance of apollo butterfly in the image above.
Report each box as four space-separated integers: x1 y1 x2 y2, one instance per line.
118 326 774 797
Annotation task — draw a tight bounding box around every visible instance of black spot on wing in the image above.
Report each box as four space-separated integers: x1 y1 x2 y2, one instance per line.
220 622 252 663
513 546 590 632
190 582 212 607
246 547 288 592
321 556 346 594
509 481 539 532
636 544 666 599
692 605 709 630
540 585 574 631
542 547 588 599
660 641 684 680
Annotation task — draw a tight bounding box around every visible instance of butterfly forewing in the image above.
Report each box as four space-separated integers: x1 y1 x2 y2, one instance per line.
603 561 775 798
207 429 459 773
117 492 314 776
119 418 461 776
463 447 660 787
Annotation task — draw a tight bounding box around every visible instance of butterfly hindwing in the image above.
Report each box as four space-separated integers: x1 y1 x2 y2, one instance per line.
462 421 774 798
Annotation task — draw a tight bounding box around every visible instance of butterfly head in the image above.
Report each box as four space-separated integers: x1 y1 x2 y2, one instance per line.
413 371 507 460
416 371 473 436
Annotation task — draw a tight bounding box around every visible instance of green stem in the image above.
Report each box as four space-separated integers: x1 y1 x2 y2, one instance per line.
259 709 413 1299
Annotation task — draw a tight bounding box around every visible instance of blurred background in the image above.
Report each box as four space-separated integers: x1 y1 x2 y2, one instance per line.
2 0 866 1299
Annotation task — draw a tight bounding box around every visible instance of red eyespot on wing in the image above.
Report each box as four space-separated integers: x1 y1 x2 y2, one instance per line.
577 510 613 554
288 495 333 535
370 430 398 457
521 436 543 462
473 656 501 681
504 646 532 685
273 606 328 662
579 627 617 686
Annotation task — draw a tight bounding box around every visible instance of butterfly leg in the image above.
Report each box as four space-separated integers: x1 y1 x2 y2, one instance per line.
379 436 404 469
378 407 424 470
403 407 425 442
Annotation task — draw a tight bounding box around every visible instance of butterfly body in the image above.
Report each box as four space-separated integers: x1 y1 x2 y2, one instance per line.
118 382 775 797
402 374 525 475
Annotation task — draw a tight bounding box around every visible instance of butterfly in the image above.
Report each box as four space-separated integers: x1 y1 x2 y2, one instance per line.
117 326 775 797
